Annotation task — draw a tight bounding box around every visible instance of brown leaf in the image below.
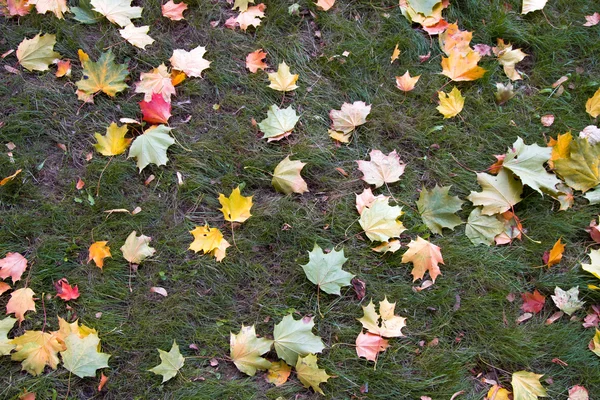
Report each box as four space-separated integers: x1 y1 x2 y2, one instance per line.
351 277 366 300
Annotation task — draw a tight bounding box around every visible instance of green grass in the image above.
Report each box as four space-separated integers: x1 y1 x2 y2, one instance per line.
2 0 600 398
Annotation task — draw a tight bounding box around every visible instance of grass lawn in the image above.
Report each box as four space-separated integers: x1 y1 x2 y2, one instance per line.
1 0 600 398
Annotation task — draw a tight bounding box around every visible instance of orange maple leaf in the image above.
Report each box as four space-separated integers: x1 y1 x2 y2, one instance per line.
355 332 389 362
0 252 28 283
395 71 420 92
543 239 565 268
401 237 444 283
441 49 486 82
246 49 268 73
521 290 545 314
88 241 112 269
6 287 36 323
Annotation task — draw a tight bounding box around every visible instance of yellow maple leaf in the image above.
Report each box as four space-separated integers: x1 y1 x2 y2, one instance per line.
493 39 527 81
439 23 473 56
52 317 97 344
120 231 156 264
272 156 309 195
169 46 211 78
586 87 600 118
358 297 407 337
395 71 420 92
16 33 60 72
28 0 68 18
359 197 405 242
437 87 465 119
553 137 600 192
266 360 291 386
401 236 444 283
549 132 572 168
295 354 331 395
486 385 511 400
88 241 112 269
6 288 35 323
10 330 64 375
94 122 132 156
189 225 224 254
511 370 547 399
267 62 298 92
218 186 253 223
441 49 486 81
230 324 273 376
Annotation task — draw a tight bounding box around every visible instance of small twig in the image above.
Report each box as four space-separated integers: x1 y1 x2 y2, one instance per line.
41 293 47 332
230 221 238 249
96 156 113 197
128 263 133 293
317 288 323 318
449 153 478 173
541 10 558 29
65 372 72 400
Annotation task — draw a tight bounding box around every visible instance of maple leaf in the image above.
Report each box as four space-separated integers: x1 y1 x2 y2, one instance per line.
417 185 463 235
401 236 444 282
170 46 211 78
258 105 299 142
441 49 486 81
218 186 253 223
55 59 71 77
267 62 298 92
590 329 600 357
272 156 308 195
486 385 512 400
16 33 60 72
465 207 504 246
94 122 131 156
0 317 17 355
230 324 273 376
119 24 154 49
232 0 254 12
0 282 10 296
76 50 129 98
90 0 142 27
390 43 400 63
189 225 230 262
273 314 325 365
439 23 473 56
61 333 110 378
467 169 523 215
553 137 600 192
511 371 547 399
135 64 176 102
28 0 68 18
140 94 172 125
355 332 389 362
246 49 268 73
502 137 560 195
395 71 420 92
0 252 28 283
568 386 589 400
265 360 291 386
148 340 184 382
329 101 371 134
586 88 600 118
551 286 584 316
10 330 64 375
52 317 97 343
521 0 548 14
128 125 175 171
521 290 545 314
493 39 527 81
543 239 564 267
315 0 334 11
54 278 80 301
584 13 600 27
437 87 464 118
549 132 572 168
355 188 389 215
120 231 156 264
236 3 266 31
161 0 187 20
356 149 405 188
372 240 401 254
582 249 600 280
1 0 33 16
495 82 515 105
6 287 35 323
295 354 331 395
358 297 407 338
301 244 354 295
359 197 405 242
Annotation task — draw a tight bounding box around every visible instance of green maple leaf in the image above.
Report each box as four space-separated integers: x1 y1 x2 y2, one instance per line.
258 105 299 142
60 333 110 378
16 33 61 72
465 207 504 246
232 0 254 12
585 185 600 204
0 317 17 355
230 325 273 376
554 137 600 192
128 125 175 172
416 185 463 235
409 0 441 15
511 371 547 400
301 244 354 295
273 314 325 366
149 340 185 383
467 169 523 215
295 354 331 395
502 137 561 195
76 50 129 97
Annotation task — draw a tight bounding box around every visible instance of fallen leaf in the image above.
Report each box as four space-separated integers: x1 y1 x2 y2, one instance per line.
17 33 60 72
441 49 486 81
267 62 298 92
119 24 154 49
139 94 172 124
553 137 600 192
2 0 32 16
439 23 473 56
417 185 463 235
232 0 254 12
586 88 600 118
329 101 371 134
511 370 547 399
236 3 266 31
355 332 389 362
465 207 504 246
301 244 354 295
55 279 80 301
486 385 511 400
128 125 175 171
28 0 68 18
189 224 230 262
90 0 142 27
541 114 554 127
265 360 291 386
55 60 71 77
230 325 273 376
0 282 10 296
273 314 325 365
295 354 331 395
161 0 187 20
0 252 28 283
401 236 444 283
583 12 600 26
351 277 366 300
521 289 545 314
10 330 63 375
0 169 22 186
150 287 168 297
76 50 129 99
493 39 527 81
551 286 584 316
219 186 253 223
390 43 400 63
543 239 564 267
395 71 420 92
315 0 334 11
568 385 589 400
272 156 308 194
522 0 548 14
94 123 131 156
580 125 600 145
6 288 35 323
372 240 401 253
357 149 405 188
467 169 523 215
355 188 389 215
61 333 111 378
0 317 17 355
98 372 109 391
437 87 465 118
258 105 299 142
120 231 156 264
149 340 184 382
246 49 268 73
473 44 492 56
495 82 515 105
544 311 563 325
358 297 407 337
135 64 176 102
359 197 406 242
170 46 211 78
76 178 85 190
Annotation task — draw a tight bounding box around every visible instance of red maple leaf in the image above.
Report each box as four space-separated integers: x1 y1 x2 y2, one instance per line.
521 289 545 314
55 278 80 301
